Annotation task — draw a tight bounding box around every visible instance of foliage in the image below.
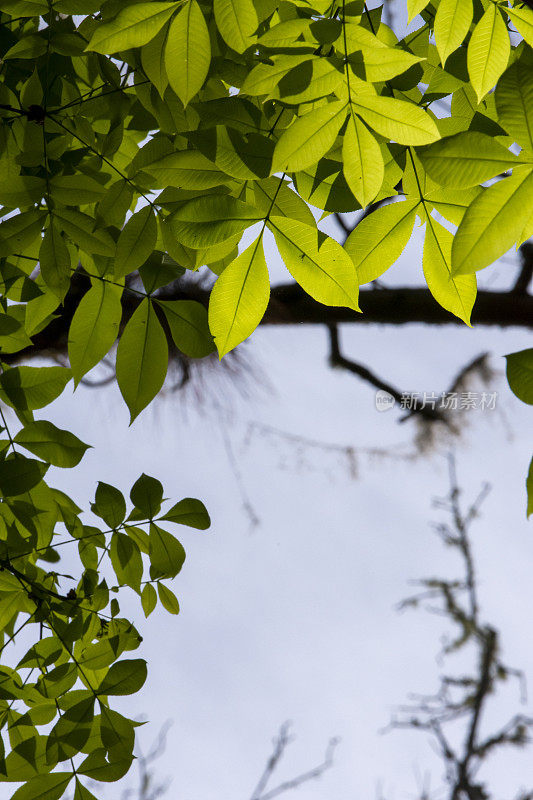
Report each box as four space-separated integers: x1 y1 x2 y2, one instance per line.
0 0 531 796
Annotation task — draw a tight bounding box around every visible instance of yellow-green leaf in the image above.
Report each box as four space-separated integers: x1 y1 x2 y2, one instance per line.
269 217 359 310
467 4 510 103
344 199 419 284
434 0 473 65
452 167 533 275
342 113 384 208
271 101 347 173
86 2 180 54
209 235 269 357
423 217 476 325
165 0 211 106
214 0 258 53
351 95 440 145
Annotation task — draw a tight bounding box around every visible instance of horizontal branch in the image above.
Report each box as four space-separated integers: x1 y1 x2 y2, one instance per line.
264 284 533 328
3 278 532 367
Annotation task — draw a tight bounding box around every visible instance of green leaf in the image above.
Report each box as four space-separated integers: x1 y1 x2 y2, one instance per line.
269 217 359 310
169 196 262 249
130 473 164 518
91 481 126 528
157 582 180 614
50 175 106 206
418 132 522 189
342 113 384 208
114 207 158 279
344 199 419 284
495 52 533 152
141 24 170 98
214 0 258 53
13 421 90 468
527 456 533 519
452 167 533 275
96 659 147 696
165 0 211 106
0 455 48 497
271 101 347 173
254 179 315 227
149 522 186 579
141 583 157 617
467 4 510 103
10 772 73 800
116 299 169 423
506 4 533 49
73 778 99 800
53 209 116 258
506 349 533 405
434 0 473 65
351 96 440 146
3 34 47 60
86 2 180 54
157 300 215 357
68 281 123 386
110 532 143 593
142 150 230 190
160 497 211 529
0 366 72 411
407 0 429 21
423 217 476 325
39 221 71 301
208 235 270 357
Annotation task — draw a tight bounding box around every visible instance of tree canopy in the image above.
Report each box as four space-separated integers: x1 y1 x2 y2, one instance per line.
0 0 532 796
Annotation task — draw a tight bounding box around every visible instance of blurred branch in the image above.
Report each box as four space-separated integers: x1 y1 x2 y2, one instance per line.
250 722 339 800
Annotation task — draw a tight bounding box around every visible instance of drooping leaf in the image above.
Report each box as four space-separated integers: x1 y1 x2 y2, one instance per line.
68 281 123 386
39 221 71 300
342 113 384 208
423 217 476 325
157 300 215 357
116 299 169 423
208 235 270 357
157 582 180 614
149 523 186 579
114 206 158 279
467 3 510 103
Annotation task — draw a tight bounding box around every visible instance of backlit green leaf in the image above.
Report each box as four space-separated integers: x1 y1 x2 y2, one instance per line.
271 101 347 173
114 207 158 279
14 421 90 468
68 281 123 386
165 0 211 106
157 299 215 357
86 2 180 54
269 217 359 310
344 199 419 284
423 217 476 325
209 235 270 357
467 4 510 103
214 0 258 53
116 299 169 423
